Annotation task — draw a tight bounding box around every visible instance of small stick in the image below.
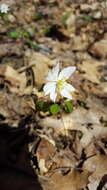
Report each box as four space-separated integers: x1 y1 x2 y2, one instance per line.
18 63 35 73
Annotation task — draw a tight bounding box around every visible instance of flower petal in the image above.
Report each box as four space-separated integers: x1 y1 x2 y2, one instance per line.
50 91 57 102
0 4 9 13
46 62 60 81
46 72 54 81
52 62 60 76
43 82 56 95
58 66 76 80
63 83 75 92
60 89 72 99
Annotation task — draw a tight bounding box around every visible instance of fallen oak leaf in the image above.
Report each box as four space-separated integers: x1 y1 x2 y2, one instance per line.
0 65 32 95
25 50 52 85
38 96 107 147
83 154 107 190
36 138 56 175
40 169 89 190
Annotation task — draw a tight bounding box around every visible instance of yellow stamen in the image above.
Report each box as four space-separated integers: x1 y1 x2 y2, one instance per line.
57 79 66 91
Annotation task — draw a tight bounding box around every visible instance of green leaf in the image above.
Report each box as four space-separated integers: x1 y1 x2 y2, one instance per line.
9 31 21 39
0 12 5 17
64 100 73 113
22 31 30 38
26 40 41 51
80 15 93 22
42 26 51 35
49 104 60 115
34 12 44 21
48 2 57 7
36 101 49 112
61 12 71 25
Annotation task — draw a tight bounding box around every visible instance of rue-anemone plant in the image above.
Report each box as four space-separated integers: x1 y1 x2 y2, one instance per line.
36 62 76 115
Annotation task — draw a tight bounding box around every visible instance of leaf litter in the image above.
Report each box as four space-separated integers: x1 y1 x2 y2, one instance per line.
0 0 107 190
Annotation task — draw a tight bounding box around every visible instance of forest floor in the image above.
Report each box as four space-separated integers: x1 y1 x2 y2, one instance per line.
0 0 107 190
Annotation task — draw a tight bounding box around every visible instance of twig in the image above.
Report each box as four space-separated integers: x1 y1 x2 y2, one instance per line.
18 63 35 73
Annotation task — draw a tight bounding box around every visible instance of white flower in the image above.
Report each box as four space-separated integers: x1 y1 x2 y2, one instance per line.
0 4 9 13
43 62 76 102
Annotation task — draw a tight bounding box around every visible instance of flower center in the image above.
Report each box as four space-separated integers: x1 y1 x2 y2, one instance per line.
57 79 66 91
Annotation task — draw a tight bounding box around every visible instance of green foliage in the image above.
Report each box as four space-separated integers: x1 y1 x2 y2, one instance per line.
36 101 49 112
8 31 21 39
22 31 30 38
8 30 31 39
48 2 57 7
49 104 60 115
34 12 44 21
0 13 3 16
64 100 73 113
80 15 93 22
32 2 40 6
36 100 74 115
0 13 9 20
42 26 51 35
0 12 5 17
26 40 42 51
61 12 71 25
